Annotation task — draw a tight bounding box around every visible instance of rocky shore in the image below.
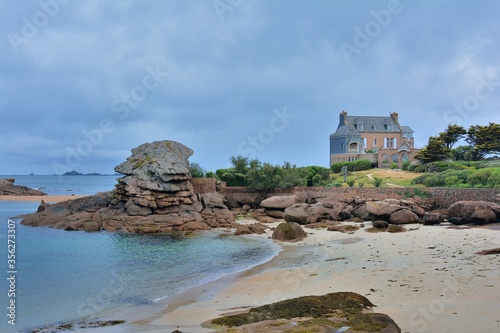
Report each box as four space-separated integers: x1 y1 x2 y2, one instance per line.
21 140 500 234
0 178 46 196
22 140 236 233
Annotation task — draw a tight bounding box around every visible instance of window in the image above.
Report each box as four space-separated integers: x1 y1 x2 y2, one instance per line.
340 142 344 151
358 124 363 130
349 142 358 151
373 138 377 146
393 138 397 148
363 138 367 148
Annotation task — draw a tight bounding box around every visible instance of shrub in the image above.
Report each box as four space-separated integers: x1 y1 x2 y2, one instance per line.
390 162 398 169
331 159 373 173
347 180 355 187
373 177 383 187
402 161 411 171
354 159 372 171
467 169 492 187
413 161 466 173
407 163 419 172
358 181 365 188
411 173 432 185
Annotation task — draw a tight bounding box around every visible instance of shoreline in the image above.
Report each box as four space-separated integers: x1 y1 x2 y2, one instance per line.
0 195 87 203
112 221 500 333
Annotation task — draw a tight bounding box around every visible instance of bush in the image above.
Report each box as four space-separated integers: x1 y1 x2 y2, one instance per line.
354 159 372 171
390 162 398 169
347 180 355 187
358 181 365 188
402 161 411 171
407 163 419 172
411 169 474 187
413 161 466 173
331 159 373 173
468 169 492 187
373 177 383 187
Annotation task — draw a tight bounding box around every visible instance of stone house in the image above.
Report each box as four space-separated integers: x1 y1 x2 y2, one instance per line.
329 111 419 168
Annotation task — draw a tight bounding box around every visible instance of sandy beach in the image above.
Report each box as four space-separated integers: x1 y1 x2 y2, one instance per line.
0 195 87 203
118 220 500 333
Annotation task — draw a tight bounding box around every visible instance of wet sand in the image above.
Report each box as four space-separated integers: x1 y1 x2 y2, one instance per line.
116 221 500 333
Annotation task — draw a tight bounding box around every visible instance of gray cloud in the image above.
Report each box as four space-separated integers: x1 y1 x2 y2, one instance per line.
1 0 500 174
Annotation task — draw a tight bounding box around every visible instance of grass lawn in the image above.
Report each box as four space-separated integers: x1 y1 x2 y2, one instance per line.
329 168 424 188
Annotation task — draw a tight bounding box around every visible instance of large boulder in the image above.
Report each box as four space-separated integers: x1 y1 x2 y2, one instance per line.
115 141 193 189
448 201 500 225
283 203 330 225
422 212 441 225
365 201 403 218
272 222 307 241
389 209 420 224
260 195 302 209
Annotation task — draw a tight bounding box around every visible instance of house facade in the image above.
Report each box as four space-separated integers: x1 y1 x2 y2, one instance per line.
330 111 419 168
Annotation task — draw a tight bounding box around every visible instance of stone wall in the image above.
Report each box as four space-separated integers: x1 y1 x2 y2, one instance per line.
428 188 500 208
220 186 500 209
191 178 217 194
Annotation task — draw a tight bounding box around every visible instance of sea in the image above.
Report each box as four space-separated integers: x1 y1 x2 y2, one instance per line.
0 175 281 333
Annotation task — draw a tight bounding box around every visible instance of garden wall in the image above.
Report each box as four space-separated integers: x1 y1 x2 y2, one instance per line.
191 178 217 194
219 185 500 209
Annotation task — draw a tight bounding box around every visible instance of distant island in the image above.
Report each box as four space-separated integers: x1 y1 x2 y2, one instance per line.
62 171 118 176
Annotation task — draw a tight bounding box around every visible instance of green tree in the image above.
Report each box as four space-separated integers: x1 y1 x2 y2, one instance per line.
439 124 466 149
229 155 249 174
189 163 205 178
451 145 473 161
247 162 278 190
303 165 330 186
415 136 451 163
466 123 500 161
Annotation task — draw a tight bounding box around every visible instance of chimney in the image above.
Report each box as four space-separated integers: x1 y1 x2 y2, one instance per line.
390 112 399 124
338 110 348 128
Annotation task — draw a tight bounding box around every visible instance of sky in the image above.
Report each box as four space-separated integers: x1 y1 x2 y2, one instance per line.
1 0 499 175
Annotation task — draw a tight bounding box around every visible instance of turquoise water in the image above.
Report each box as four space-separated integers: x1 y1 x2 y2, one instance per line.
0 176 281 332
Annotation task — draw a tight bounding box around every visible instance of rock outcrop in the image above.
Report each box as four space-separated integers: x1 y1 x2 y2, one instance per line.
262 195 425 225
447 201 500 225
208 292 401 332
0 178 46 196
258 195 498 226
22 140 235 233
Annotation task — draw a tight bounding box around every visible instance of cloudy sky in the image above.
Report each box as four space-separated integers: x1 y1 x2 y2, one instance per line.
1 0 499 175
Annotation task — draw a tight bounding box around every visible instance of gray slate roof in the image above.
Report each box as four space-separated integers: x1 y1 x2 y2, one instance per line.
346 115 401 133
401 126 414 133
330 125 361 138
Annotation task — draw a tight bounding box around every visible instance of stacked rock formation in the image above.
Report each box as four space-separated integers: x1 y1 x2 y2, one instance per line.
22 140 235 233
112 141 199 216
